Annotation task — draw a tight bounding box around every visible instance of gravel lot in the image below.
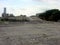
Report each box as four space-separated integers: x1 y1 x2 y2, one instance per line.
0 22 60 45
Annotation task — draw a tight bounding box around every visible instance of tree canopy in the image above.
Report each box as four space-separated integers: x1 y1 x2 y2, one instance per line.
37 9 60 22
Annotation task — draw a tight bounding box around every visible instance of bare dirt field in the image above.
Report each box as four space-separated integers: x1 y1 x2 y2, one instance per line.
0 22 60 45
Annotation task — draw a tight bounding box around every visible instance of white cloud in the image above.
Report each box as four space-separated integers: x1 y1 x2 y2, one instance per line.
33 0 60 4
33 0 60 9
0 0 60 16
1 4 60 17
2 5 48 16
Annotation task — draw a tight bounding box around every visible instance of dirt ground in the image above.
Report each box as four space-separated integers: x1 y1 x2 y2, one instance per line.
0 22 60 45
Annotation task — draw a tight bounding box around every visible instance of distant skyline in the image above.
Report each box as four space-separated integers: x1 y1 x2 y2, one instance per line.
0 0 60 16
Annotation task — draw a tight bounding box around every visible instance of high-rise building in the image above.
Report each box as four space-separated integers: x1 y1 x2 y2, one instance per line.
2 8 8 18
4 8 6 14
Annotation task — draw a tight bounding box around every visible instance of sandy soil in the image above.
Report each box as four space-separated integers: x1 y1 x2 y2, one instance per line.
0 22 60 45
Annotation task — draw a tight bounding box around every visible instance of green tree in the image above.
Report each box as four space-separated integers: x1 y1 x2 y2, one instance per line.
37 9 60 21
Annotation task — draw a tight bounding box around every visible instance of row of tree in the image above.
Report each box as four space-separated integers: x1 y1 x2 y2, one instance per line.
37 9 60 22
1 18 29 22
1 15 29 22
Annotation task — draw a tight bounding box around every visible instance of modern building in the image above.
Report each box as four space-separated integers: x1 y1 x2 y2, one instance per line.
2 8 9 18
4 8 6 14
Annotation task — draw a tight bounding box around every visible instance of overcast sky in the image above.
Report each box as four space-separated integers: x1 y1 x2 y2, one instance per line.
0 0 60 16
